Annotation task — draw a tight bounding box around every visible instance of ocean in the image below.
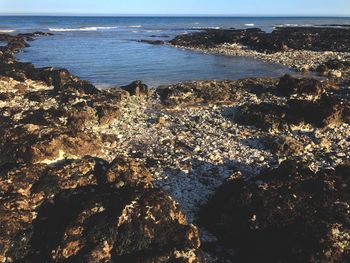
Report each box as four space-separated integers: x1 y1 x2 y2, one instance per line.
1 16 349 86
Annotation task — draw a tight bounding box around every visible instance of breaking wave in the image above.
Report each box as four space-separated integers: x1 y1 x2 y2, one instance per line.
48 26 118 32
0 29 16 33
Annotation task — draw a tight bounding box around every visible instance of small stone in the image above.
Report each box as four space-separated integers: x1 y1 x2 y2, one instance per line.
328 70 342 78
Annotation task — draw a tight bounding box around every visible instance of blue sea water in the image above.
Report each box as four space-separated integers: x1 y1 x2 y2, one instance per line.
0 16 349 86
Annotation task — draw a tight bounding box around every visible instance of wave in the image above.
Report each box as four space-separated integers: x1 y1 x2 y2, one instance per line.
191 26 221 30
274 24 299 27
48 26 118 32
244 24 255 27
0 29 16 33
128 25 142 28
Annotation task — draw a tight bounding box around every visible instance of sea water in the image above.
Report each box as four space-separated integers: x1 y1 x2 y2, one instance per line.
0 16 349 86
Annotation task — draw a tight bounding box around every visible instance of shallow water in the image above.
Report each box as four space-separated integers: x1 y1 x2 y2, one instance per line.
1 16 348 86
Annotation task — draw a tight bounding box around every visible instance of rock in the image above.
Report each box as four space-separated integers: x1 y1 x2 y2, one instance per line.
105 156 153 188
277 74 324 97
156 115 167 125
265 135 304 156
121 80 151 97
139 39 165 45
0 154 203 263
328 70 342 78
170 27 350 53
0 126 103 164
235 91 350 130
199 159 350 262
157 80 243 106
235 102 288 131
316 64 329 75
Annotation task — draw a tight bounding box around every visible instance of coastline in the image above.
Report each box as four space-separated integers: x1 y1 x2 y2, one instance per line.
167 27 350 76
0 27 350 262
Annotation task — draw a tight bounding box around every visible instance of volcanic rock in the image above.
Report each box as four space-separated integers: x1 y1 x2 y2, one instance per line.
199 159 350 262
121 80 151 97
277 74 324 97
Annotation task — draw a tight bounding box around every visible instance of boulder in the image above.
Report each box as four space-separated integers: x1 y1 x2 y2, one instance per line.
199 159 350 262
121 80 151 97
277 74 324 97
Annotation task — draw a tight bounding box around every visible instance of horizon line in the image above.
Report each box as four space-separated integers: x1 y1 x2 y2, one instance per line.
0 13 349 18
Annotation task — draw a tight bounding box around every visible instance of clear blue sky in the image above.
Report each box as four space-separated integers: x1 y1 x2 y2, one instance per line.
0 0 349 16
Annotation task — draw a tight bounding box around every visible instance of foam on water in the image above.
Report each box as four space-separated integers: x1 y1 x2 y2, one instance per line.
0 29 16 33
49 26 118 32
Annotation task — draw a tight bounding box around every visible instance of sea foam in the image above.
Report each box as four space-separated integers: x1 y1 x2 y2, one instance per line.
128 25 143 28
49 26 118 32
0 29 16 33
244 23 255 27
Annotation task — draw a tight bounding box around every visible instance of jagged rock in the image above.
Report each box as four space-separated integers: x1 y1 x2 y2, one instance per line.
199 159 350 262
157 80 242 106
0 158 104 261
277 74 324 97
0 126 103 164
170 27 350 53
235 93 350 130
17 186 202 263
235 103 288 131
329 70 342 78
265 135 304 156
121 80 151 97
140 39 165 45
105 156 153 188
0 156 203 263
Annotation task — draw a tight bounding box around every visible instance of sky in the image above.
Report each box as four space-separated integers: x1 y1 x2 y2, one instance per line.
0 0 349 16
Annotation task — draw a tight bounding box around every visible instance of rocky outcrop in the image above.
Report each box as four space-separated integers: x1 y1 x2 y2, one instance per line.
156 79 269 107
265 135 304 157
199 159 350 262
276 74 324 97
235 76 350 131
170 27 350 53
0 33 204 262
0 156 203 262
121 80 151 97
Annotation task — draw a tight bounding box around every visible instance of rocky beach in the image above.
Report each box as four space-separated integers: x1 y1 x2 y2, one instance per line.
0 26 350 262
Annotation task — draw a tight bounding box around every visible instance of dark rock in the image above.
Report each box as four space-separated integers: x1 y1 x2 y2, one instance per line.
277 74 324 97
140 39 165 45
199 159 350 262
235 102 288 131
170 27 350 53
105 156 153 188
157 80 243 106
8 186 202 263
265 135 304 156
235 91 350 130
121 80 151 97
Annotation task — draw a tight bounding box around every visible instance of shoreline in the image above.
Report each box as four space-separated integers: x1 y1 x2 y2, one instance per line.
1 29 350 262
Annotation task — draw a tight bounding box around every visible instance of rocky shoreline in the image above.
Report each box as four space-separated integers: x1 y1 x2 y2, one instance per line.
0 30 350 262
167 27 350 77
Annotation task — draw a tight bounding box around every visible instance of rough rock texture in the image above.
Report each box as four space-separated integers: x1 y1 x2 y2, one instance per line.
235 75 350 131
199 159 350 262
265 135 304 157
156 78 278 107
0 157 203 263
121 80 152 97
170 27 350 53
277 74 324 97
0 33 203 263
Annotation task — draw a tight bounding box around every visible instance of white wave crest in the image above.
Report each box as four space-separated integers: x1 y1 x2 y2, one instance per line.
244 23 255 27
191 26 221 30
128 25 142 28
0 29 16 33
275 24 299 27
49 26 118 32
